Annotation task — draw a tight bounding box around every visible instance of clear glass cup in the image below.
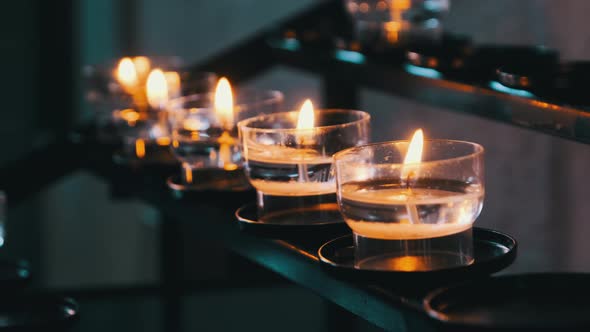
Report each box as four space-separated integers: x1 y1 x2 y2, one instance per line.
344 0 450 45
167 90 283 184
333 139 484 271
238 109 370 225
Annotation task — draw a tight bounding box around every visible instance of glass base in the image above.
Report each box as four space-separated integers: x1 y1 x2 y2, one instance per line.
256 192 342 225
353 228 474 271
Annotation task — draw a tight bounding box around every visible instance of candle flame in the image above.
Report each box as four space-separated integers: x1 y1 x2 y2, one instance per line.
146 69 169 110
214 77 234 130
401 129 424 183
296 99 315 130
116 58 138 92
135 139 146 159
403 129 424 165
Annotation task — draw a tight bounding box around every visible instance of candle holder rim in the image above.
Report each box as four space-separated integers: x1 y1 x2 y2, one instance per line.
237 109 371 133
166 89 284 110
333 139 484 167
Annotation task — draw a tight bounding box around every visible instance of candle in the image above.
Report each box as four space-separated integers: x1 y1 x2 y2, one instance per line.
212 77 237 170
333 133 484 270
336 130 483 239
238 105 370 225
115 57 150 110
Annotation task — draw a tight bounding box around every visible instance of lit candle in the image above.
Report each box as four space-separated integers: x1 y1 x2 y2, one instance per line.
401 128 423 224
213 77 237 170
116 58 138 94
336 130 484 240
115 57 150 110
239 105 370 225
239 104 370 196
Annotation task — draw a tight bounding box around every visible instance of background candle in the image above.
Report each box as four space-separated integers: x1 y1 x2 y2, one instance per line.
167 86 283 181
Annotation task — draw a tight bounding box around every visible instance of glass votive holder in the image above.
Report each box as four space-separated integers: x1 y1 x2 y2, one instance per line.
344 0 449 46
167 90 283 186
333 139 484 271
238 109 370 225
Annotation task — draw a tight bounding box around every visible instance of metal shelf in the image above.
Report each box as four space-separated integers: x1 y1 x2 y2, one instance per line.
190 0 590 144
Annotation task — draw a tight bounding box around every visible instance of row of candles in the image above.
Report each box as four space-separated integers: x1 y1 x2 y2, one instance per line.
92 56 484 271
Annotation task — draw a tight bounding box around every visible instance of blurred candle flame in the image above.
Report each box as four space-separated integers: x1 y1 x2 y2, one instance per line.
214 77 234 130
146 69 169 110
116 58 138 92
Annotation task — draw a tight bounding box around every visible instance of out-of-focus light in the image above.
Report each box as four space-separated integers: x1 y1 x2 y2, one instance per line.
334 50 366 64
404 64 443 79
489 81 535 98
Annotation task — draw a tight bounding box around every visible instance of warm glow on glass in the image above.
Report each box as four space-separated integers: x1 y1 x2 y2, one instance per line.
146 69 168 110
218 131 238 171
116 58 138 92
183 118 202 131
120 109 140 126
184 165 193 183
296 99 315 130
156 137 171 146
214 77 234 130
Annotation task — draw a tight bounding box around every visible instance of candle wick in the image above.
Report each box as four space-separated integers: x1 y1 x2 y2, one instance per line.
404 170 419 224
405 170 415 191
